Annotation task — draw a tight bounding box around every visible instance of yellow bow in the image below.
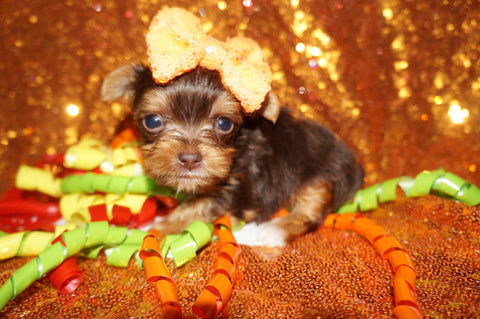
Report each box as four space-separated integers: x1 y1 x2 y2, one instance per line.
146 7 272 113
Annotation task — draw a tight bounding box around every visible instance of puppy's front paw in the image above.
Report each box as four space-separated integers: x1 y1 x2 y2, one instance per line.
234 221 288 247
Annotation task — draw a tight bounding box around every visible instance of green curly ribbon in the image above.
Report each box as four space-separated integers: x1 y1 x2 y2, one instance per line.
0 222 147 311
337 168 480 213
60 173 184 200
15 165 185 203
161 220 214 267
0 225 79 260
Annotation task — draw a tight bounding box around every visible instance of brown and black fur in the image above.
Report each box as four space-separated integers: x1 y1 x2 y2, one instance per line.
102 63 364 244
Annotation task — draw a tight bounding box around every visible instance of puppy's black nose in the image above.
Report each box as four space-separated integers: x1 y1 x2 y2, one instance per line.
177 151 203 170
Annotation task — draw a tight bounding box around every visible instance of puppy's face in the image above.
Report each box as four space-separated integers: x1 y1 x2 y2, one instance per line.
102 66 244 193
102 64 279 193
137 70 244 193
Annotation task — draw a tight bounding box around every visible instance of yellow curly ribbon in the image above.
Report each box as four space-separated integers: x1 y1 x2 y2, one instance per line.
15 165 62 198
64 139 143 174
64 139 108 170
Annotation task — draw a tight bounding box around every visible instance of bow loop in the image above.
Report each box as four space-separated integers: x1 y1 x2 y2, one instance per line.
221 37 272 113
146 7 206 83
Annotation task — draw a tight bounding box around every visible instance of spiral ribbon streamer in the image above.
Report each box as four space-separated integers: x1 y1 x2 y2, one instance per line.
192 216 241 319
0 222 147 310
47 233 84 295
16 166 181 199
336 168 480 213
15 164 183 228
323 213 422 319
140 230 182 318
63 138 142 174
160 220 214 267
140 217 240 318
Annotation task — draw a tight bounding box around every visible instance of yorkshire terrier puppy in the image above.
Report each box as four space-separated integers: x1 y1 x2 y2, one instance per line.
102 63 364 246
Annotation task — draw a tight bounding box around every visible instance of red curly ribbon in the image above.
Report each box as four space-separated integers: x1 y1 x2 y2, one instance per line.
87 197 157 228
0 193 61 232
47 233 83 294
88 204 108 222
48 257 84 294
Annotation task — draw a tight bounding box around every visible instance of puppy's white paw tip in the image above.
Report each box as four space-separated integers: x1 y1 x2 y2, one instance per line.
234 222 287 247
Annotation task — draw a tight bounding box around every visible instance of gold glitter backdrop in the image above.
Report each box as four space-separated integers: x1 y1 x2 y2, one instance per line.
1 0 479 190
1 1 480 317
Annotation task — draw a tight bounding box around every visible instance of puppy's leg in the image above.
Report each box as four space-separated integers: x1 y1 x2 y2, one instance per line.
243 178 332 247
152 196 225 234
279 178 332 239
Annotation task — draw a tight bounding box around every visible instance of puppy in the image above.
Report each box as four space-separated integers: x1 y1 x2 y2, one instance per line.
102 63 364 245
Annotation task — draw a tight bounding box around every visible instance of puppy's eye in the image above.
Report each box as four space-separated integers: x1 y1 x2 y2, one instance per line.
143 114 163 132
215 117 234 133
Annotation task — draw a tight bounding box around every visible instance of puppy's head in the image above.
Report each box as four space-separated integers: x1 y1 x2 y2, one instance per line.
102 64 262 194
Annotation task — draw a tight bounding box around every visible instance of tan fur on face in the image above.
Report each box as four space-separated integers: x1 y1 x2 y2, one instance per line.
137 87 241 194
142 139 235 193
135 88 172 118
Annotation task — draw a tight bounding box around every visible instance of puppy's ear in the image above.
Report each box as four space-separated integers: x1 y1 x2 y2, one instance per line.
101 63 145 102
259 92 280 123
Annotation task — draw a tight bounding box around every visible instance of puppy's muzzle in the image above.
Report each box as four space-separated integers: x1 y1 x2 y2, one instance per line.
177 151 203 171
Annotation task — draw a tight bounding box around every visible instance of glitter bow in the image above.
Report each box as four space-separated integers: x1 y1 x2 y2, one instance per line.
146 7 272 113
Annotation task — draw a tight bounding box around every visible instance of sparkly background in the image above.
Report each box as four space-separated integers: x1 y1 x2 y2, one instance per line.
1 0 480 318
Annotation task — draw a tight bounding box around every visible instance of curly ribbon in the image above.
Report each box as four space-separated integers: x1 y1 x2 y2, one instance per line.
15 165 62 198
60 173 181 198
88 198 157 229
0 222 147 311
0 224 76 260
59 193 151 225
0 199 60 219
193 216 240 318
140 230 182 318
14 166 183 229
140 217 239 318
0 198 61 232
16 165 167 198
63 138 143 175
337 168 480 214
0 223 145 265
64 139 108 171
161 220 214 267
47 257 83 294
323 213 422 319
47 233 83 294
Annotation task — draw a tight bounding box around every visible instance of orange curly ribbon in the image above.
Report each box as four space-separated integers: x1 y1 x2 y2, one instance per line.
146 7 272 113
323 213 423 319
141 218 240 318
139 230 182 318
192 216 240 318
